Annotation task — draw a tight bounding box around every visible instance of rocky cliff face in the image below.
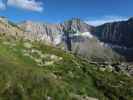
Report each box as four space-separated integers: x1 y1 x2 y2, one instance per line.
94 17 133 48
20 18 93 45
63 18 93 32
20 17 133 49
20 19 118 62
19 18 124 62
93 17 133 61
20 21 64 45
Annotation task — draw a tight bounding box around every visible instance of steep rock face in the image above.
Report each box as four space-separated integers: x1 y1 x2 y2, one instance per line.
20 18 93 45
70 36 121 62
20 19 122 62
20 21 64 44
94 17 133 48
93 17 133 61
63 18 93 32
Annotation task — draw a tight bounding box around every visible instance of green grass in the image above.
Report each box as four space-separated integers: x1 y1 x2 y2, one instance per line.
0 37 132 100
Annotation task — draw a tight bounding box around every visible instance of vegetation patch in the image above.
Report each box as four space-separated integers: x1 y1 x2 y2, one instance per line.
0 37 132 100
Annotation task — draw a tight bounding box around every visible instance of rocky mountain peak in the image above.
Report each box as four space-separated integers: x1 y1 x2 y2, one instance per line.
64 18 82 24
63 18 93 32
19 18 94 45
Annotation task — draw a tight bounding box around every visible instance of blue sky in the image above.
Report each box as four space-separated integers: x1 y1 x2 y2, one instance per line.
0 0 132 25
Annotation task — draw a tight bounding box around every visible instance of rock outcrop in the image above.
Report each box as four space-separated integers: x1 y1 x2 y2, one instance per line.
20 18 93 45
19 18 124 61
94 17 133 61
0 17 24 38
94 17 133 48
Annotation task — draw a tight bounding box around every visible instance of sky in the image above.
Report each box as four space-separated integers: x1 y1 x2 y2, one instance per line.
0 0 132 25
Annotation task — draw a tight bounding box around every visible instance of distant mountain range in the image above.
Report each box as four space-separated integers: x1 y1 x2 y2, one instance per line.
0 16 133 62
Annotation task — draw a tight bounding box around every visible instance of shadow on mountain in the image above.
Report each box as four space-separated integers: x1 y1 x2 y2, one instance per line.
92 17 133 62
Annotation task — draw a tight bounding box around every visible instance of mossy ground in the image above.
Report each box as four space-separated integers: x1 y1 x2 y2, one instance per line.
0 36 132 100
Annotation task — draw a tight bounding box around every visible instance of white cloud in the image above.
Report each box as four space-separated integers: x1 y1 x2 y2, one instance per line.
7 0 44 12
0 0 6 10
86 16 128 26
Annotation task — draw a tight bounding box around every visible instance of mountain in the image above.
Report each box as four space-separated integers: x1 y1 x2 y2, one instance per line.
94 17 133 47
20 20 63 45
0 16 132 62
63 18 93 32
94 17 133 61
20 18 121 62
20 18 93 45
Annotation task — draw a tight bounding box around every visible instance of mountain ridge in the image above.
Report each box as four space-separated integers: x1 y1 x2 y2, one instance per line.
0 16 133 62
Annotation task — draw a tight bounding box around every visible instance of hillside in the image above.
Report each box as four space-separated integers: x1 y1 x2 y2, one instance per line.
94 17 133 61
20 18 122 62
94 17 133 47
0 35 132 100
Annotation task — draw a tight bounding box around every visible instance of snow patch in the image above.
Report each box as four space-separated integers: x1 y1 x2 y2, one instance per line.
99 42 131 50
99 42 104 46
54 34 62 45
81 32 93 38
73 32 94 38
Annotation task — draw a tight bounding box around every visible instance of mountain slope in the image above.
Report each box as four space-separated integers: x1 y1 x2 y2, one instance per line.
20 18 121 62
20 18 93 44
94 17 133 61
0 36 132 100
20 20 64 44
0 16 132 61
0 17 24 38
94 17 133 47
